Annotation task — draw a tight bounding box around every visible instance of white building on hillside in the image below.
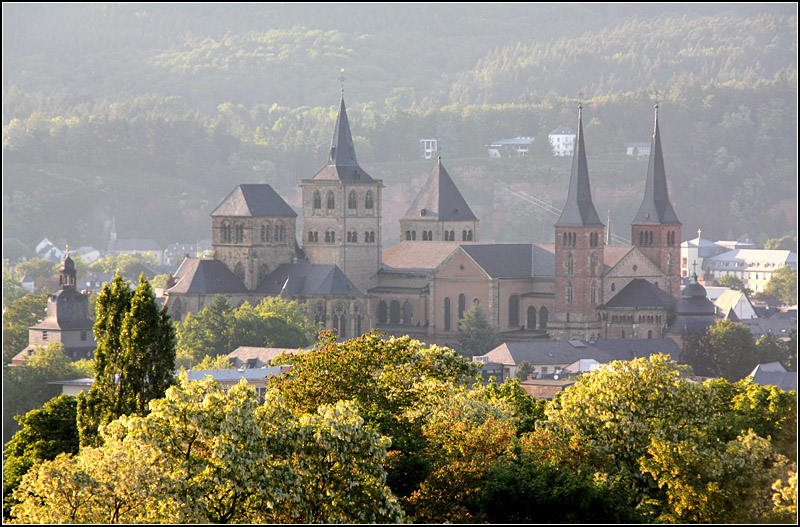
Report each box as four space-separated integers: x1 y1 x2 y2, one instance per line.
548 126 576 156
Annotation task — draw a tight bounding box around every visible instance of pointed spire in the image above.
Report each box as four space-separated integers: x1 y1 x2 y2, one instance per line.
555 103 603 227
633 102 680 225
328 97 358 167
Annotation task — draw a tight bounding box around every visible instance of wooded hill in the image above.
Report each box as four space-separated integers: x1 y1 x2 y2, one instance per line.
2 4 797 255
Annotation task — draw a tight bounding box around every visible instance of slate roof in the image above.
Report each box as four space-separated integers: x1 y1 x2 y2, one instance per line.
748 363 797 391
402 158 478 221
532 244 556 277
477 338 682 366
549 126 576 135
601 278 677 310
256 262 364 296
461 244 532 278
555 106 603 227
167 258 248 294
311 98 374 181
211 184 297 217
633 106 680 225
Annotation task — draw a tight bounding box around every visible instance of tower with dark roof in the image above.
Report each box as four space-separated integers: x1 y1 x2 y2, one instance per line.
399 157 479 242
631 103 682 298
551 104 605 340
14 251 96 364
300 97 382 292
210 183 298 290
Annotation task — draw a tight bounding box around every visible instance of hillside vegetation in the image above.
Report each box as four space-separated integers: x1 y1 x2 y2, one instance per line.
2 4 796 253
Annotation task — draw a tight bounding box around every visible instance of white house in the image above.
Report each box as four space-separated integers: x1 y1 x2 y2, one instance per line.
420 139 438 159
486 137 535 158
705 249 797 293
624 142 651 157
548 126 576 157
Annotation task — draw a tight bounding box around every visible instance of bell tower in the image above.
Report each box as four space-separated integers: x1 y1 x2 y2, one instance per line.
631 103 682 298
550 104 605 340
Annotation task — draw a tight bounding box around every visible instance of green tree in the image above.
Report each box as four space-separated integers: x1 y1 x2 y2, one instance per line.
2 271 27 304
764 235 797 251
76 272 175 447
2 395 79 519
14 258 58 289
175 295 233 361
514 360 535 381
682 319 759 381
88 252 158 274
457 303 499 358
764 265 797 305
12 373 404 523
2 292 48 365
2 342 91 445
717 273 748 292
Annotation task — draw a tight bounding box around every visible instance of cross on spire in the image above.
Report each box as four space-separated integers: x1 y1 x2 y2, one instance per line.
338 68 346 96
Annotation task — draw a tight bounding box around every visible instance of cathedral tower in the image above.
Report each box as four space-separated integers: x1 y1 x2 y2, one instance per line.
551 104 605 340
399 156 479 242
301 97 382 292
631 103 682 298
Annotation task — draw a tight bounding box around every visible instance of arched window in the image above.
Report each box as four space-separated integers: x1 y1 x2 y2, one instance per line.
539 307 548 329
402 301 413 325
567 282 573 304
567 252 573 275
389 300 401 324
411 231 416 241
348 190 357 209
355 314 362 335
235 224 244 243
527 306 537 329
234 262 245 281
611 282 616 292
313 191 321 210
444 298 451 331
326 191 335 210
590 253 597 276
259 264 270 283
463 230 468 241
467 230 473 241
378 301 387 324
508 294 519 327
351 231 358 243
427 231 432 241
422 231 429 241
406 231 412 241
648 329 653 339
563 232 568 246
365 191 374 209
276 224 285 242
590 281 597 304
332 313 339 335
458 294 466 320
308 231 316 242
347 232 352 243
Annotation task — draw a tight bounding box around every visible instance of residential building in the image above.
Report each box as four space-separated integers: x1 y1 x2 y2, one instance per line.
486 137 535 158
420 138 438 159
624 141 651 157
548 126 576 157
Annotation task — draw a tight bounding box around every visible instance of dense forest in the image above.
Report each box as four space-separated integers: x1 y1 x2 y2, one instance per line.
2 3 797 256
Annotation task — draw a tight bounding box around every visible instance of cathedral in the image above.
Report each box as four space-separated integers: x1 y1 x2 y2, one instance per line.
164 95 687 346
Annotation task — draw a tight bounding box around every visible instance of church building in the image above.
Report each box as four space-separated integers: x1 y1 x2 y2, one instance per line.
164 94 687 347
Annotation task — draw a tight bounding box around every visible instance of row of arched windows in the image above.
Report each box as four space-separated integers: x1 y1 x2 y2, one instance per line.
563 232 577 247
639 230 655 246
405 229 474 241
313 190 375 211
377 300 414 326
221 222 286 244
308 230 376 243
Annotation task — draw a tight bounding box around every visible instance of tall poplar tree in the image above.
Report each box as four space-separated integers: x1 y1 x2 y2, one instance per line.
77 272 176 447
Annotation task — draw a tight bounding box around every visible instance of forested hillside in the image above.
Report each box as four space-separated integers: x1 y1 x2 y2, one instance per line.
2 4 797 255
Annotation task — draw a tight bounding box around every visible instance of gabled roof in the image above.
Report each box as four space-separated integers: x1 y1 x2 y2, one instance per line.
748 363 797 391
211 184 297 218
478 338 682 367
402 158 477 221
460 244 532 278
632 105 681 225
167 258 248 294
256 262 364 296
600 278 676 310
311 98 374 181
381 241 467 272
555 106 603 227
549 126 576 135
532 244 556 277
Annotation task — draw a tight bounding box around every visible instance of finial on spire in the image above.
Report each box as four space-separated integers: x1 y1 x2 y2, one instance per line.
578 90 583 117
339 68 346 96
697 228 701 239
66 244 70 256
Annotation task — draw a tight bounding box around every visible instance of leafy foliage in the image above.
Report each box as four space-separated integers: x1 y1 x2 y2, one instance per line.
2 292 48 365
765 265 798 305
77 272 176 447
176 295 313 362
2 395 79 519
11 373 404 523
457 303 499 358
